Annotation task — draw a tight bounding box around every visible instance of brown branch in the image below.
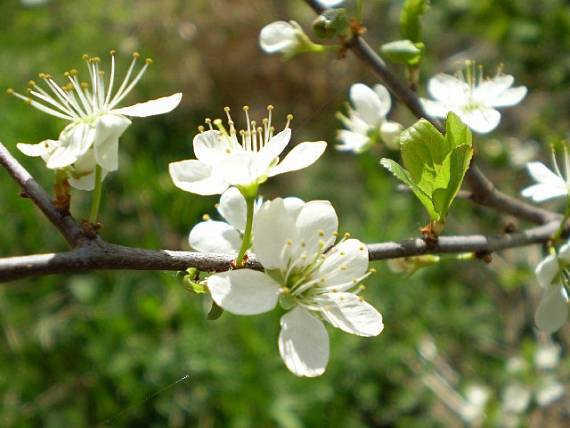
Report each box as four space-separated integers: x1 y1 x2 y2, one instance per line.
0 220 560 282
304 0 558 225
0 142 84 246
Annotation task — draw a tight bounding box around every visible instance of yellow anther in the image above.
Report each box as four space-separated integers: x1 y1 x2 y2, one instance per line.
202 214 211 221
109 49 117 55
267 104 274 111
369 268 377 273
25 98 32 105
27 80 36 87
132 52 141 59
318 230 325 237
224 106 230 113
64 71 70 77
91 56 101 63
214 203 220 209
333 231 339 236
287 239 293 246
344 232 351 238
70 69 79 76
82 54 89 61
197 125 205 133
145 58 153 65
286 114 293 121
205 118 212 124
242 105 249 111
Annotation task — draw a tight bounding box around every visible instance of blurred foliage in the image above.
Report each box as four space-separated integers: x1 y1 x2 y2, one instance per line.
0 0 569 426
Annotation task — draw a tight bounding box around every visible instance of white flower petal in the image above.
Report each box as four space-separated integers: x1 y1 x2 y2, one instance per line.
350 83 385 126
68 149 108 191
458 107 501 134
534 284 569 333
380 121 403 149
473 75 514 102
521 183 568 202
169 159 229 195
47 122 96 169
193 130 232 165
278 306 329 377
253 198 298 269
189 220 242 255
318 0 343 6
336 130 370 153
526 161 565 186
317 239 369 288
319 292 384 337
373 84 392 118
220 152 262 187
268 141 327 177
488 86 527 108
17 141 54 158
92 114 131 171
218 187 248 232
207 270 280 315
428 73 469 104
536 378 565 406
256 128 291 168
294 200 338 256
259 21 297 54
535 254 559 288
420 98 450 118
112 93 182 117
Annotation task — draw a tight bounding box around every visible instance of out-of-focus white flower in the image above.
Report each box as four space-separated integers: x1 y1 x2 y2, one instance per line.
420 62 526 134
534 242 570 333
169 106 326 197
535 377 565 406
522 146 570 202
534 342 562 370
461 384 490 423
337 83 403 153
12 51 182 190
206 198 383 377
502 383 532 414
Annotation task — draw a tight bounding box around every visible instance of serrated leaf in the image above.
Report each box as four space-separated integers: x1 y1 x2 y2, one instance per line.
380 158 437 219
382 113 473 223
400 0 429 43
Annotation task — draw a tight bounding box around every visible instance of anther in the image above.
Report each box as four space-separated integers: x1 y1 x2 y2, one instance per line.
25 98 32 105
369 268 377 273
70 69 79 76
132 52 141 59
287 239 293 246
6 88 14 95
202 214 211 221
82 54 89 61
318 230 325 237
27 80 36 87
109 49 117 55
242 105 249 112
145 58 153 65
197 125 205 133
344 232 351 238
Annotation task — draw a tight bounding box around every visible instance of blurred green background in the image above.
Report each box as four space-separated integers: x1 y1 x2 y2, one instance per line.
1 0 569 426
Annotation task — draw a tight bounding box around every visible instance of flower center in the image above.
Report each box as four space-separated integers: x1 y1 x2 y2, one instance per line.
8 51 152 121
197 105 293 154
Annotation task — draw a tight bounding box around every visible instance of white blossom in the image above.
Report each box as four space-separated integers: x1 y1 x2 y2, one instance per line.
12 51 182 190
534 242 570 333
206 198 383 377
318 0 343 7
337 83 402 153
521 147 570 202
259 21 300 55
420 63 526 134
169 106 326 197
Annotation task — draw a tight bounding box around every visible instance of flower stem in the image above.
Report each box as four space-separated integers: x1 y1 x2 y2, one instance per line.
235 196 255 267
89 165 103 224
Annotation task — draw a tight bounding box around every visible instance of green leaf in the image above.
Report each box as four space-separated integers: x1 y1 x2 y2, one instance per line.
400 0 429 43
380 40 423 65
380 112 473 223
380 158 437 219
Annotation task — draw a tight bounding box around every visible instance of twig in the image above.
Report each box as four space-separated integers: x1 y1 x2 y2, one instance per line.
0 220 559 282
0 142 84 246
303 0 557 225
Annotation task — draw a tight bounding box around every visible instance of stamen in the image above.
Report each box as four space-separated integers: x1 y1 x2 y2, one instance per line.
202 214 210 221
285 113 293 128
